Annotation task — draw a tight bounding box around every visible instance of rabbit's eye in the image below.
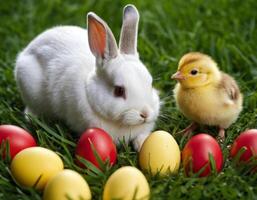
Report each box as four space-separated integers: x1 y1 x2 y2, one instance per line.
114 86 126 99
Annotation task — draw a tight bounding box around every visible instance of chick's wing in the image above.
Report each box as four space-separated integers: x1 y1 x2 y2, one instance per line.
219 73 240 101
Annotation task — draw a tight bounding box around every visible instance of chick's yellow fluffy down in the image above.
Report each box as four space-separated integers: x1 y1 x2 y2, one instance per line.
172 52 243 130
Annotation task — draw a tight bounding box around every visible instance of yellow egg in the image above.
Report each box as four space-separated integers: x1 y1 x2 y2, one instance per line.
139 130 181 175
103 166 150 200
43 169 91 200
11 147 64 190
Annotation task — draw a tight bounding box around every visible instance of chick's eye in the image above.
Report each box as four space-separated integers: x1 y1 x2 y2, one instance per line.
190 69 198 75
114 86 126 99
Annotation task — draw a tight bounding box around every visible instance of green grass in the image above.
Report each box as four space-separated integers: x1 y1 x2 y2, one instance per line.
0 0 257 199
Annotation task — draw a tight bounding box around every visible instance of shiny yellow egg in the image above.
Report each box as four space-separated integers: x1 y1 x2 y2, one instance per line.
11 147 64 190
43 169 91 200
139 130 181 175
103 166 150 200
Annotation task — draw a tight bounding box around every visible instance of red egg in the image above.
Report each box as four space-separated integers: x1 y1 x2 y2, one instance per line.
182 134 223 177
0 125 37 159
230 129 257 162
75 128 117 169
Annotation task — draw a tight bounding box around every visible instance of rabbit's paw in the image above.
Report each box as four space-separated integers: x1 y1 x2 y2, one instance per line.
133 133 149 152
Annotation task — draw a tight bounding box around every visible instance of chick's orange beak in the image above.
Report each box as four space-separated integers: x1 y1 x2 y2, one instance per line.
171 71 185 81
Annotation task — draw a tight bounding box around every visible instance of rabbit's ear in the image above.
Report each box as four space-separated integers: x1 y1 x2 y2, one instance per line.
119 5 139 55
87 12 118 64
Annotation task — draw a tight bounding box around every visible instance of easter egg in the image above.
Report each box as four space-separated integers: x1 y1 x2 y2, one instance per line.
0 125 37 159
103 166 150 200
139 130 181 175
230 129 257 162
182 134 223 177
75 128 117 169
11 147 64 189
43 169 91 200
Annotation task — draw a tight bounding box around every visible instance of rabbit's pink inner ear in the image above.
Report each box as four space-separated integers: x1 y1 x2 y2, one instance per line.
88 18 106 58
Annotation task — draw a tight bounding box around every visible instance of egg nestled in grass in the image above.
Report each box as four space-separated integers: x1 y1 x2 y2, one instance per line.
43 169 91 200
103 166 150 200
0 124 37 160
11 147 63 189
182 133 223 177
230 129 257 163
139 130 181 176
75 128 117 169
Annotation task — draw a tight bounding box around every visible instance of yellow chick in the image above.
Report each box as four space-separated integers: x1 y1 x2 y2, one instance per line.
172 52 243 140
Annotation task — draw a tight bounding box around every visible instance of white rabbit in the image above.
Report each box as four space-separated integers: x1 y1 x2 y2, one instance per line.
15 5 160 151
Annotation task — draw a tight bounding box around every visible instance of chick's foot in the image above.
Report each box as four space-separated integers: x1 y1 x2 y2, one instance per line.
216 127 225 144
177 122 198 137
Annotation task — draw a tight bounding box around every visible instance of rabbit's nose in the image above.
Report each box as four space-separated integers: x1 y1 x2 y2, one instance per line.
140 111 148 119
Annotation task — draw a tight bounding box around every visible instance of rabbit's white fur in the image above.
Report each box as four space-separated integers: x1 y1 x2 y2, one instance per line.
15 5 160 151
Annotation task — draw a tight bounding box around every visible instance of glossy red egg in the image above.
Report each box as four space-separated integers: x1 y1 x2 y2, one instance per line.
75 128 117 169
0 125 37 159
230 129 257 162
182 133 223 177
